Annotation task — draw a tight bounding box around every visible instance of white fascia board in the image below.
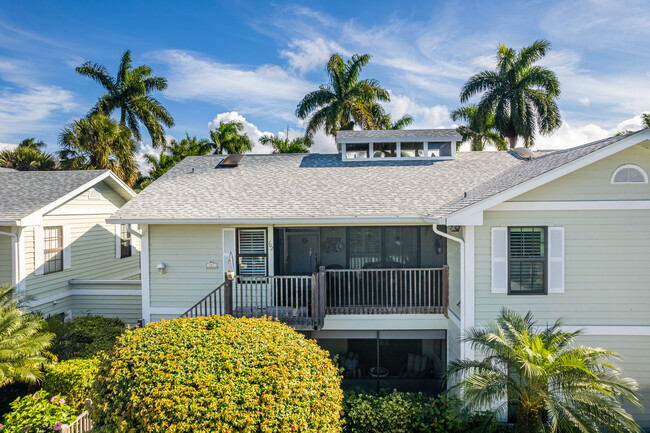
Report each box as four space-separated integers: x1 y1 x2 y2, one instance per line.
68 279 142 285
445 131 650 222
106 216 434 225
490 200 650 211
336 136 462 144
20 171 136 225
0 220 19 226
444 212 483 226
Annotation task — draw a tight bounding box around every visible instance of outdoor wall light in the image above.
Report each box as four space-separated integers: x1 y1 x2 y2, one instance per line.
156 263 167 275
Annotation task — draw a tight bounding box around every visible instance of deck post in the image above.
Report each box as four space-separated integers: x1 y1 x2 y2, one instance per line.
318 266 326 329
442 265 449 318
224 273 233 316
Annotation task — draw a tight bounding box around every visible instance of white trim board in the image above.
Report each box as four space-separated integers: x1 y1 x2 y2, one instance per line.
444 130 650 224
26 288 142 308
107 216 433 225
491 200 650 211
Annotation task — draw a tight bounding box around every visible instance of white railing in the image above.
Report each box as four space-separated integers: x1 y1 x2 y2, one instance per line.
61 399 93 433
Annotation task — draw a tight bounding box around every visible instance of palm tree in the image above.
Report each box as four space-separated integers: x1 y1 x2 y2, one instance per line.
369 104 414 130
642 113 650 129
451 105 508 151
209 121 253 154
0 139 56 171
260 129 313 153
58 114 139 186
460 40 561 149
296 54 390 137
448 308 642 433
76 50 174 146
0 285 53 387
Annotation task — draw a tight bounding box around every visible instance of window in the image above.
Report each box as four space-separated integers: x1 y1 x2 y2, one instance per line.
345 143 369 159
508 227 546 294
238 229 267 276
611 164 648 184
347 226 420 269
427 142 452 157
400 142 424 157
120 225 132 258
373 142 397 157
43 226 63 274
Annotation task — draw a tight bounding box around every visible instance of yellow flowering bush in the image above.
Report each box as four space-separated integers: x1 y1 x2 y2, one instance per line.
90 316 342 432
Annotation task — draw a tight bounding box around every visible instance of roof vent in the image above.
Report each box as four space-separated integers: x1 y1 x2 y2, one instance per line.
512 147 537 160
219 154 245 167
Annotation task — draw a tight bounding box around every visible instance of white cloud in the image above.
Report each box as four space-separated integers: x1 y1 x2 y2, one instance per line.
579 97 591 106
0 85 76 138
209 111 274 154
280 38 344 74
0 141 16 151
150 50 314 120
384 93 451 128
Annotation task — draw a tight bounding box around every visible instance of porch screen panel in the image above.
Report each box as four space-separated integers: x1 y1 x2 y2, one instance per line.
384 227 418 267
348 227 381 269
238 229 267 276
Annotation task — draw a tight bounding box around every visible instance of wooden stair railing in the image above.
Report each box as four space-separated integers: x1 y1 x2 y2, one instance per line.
180 279 230 318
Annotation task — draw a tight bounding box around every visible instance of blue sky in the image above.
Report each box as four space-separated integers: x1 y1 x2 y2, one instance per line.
1 0 649 160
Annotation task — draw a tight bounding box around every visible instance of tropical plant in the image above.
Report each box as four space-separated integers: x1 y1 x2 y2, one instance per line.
47 315 124 361
76 49 174 146
296 53 390 137
1 391 76 433
58 114 139 186
91 316 342 432
0 285 53 387
642 113 650 129
459 40 561 148
135 134 215 190
0 139 56 171
448 308 643 433
209 120 253 154
451 105 508 151
260 129 313 153
369 104 414 130
43 358 100 412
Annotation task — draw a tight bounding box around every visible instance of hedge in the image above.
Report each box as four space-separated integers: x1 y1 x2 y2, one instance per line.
49 316 124 360
0 391 76 433
42 358 100 413
90 316 343 432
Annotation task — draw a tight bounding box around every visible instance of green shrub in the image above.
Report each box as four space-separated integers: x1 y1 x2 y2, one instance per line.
341 390 510 433
49 315 124 360
0 391 76 433
91 316 343 433
42 359 100 413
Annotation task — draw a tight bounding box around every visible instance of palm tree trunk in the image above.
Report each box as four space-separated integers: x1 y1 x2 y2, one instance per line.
508 135 518 149
515 403 543 433
120 108 126 125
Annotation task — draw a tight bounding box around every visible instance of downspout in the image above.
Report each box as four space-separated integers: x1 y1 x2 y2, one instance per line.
430 223 466 358
126 224 142 238
0 229 21 291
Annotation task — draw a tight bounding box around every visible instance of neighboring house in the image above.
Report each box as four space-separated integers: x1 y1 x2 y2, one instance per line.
109 129 650 426
0 170 142 324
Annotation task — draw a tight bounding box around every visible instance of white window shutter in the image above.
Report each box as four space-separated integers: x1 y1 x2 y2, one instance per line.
222 228 236 273
491 227 508 294
548 227 564 293
34 226 44 275
63 225 72 270
115 225 122 259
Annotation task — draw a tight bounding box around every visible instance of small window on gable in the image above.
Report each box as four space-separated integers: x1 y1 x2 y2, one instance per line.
611 164 648 184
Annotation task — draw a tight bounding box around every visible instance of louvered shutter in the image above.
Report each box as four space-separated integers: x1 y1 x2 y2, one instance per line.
238 229 267 276
63 225 72 269
491 227 507 293
34 226 44 275
548 227 564 293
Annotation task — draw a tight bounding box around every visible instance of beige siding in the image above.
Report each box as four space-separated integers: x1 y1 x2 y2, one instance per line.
575 335 650 427
23 179 139 317
513 145 650 201
475 210 650 326
149 224 224 309
0 227 12 285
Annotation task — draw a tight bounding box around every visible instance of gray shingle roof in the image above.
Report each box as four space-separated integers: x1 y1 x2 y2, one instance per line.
336 129 461 140
0 170 109 221
436 132 639 216
111 153 523 220
0 168 16 172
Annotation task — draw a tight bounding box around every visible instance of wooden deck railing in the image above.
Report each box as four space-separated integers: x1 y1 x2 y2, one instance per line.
324 266 448 315
179 266 448 329
61 399 93 433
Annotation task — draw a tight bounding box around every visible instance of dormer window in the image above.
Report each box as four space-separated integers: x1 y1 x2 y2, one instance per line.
336 129 462 162
611 164 648 184
345 143 369 159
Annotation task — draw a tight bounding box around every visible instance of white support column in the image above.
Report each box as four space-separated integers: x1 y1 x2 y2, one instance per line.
140 224 151 323
15 227 25 292
461 225 475 361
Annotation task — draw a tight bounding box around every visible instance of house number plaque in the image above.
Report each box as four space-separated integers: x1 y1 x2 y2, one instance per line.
206 260 218 270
